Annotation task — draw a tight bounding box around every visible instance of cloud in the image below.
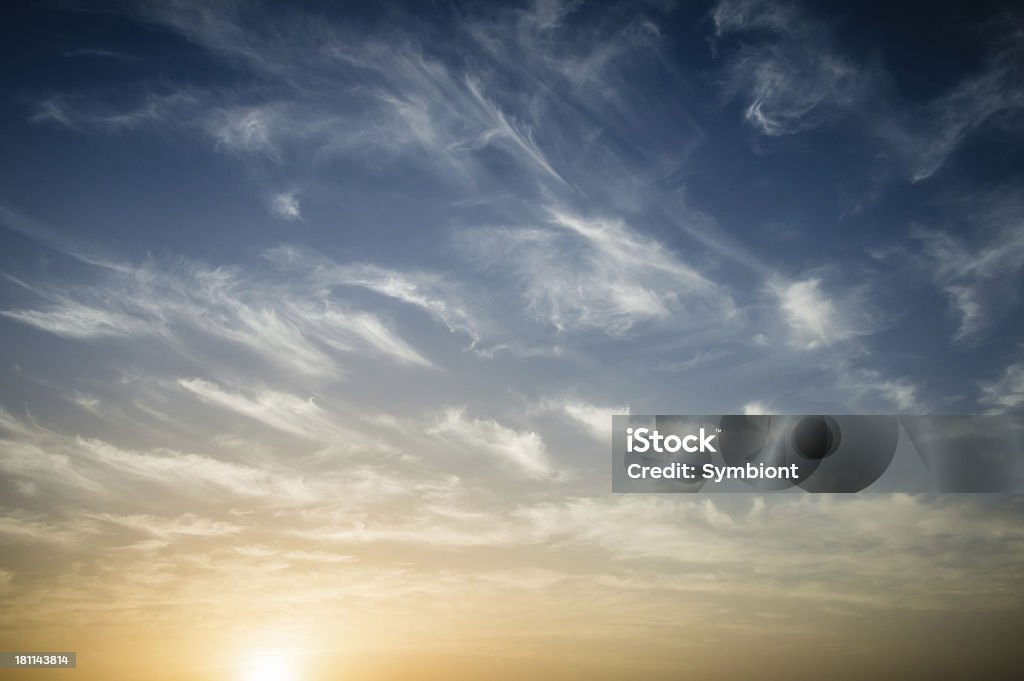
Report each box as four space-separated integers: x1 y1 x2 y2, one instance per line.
296 303 433 368
270 190 301 221
30 90 202 133
88 17 574 190
979 362 1024 412
0 406 319 505
85 512 243 538
514 494 1024 610
291 502 531 549
910 189 1024 342
712 0 1024 181
0 512 92 546
944 285 985 341
462 207 735 335
267 249 481 346
712 0 795 34
132 0 283 74
5 493 1024 663
713 0 869 137
768 277 838 347
767 276 878 349
470 342 564 359
62 47 138 61
0 295 150 339
1 251 432 375
881 45 1024 181
427 407 559 480
72 393 101 413
204 103 282 155
742 400 769 415
836 365 922 412
748 271 918 408
178 378 349 441
0 403 450 523
539 398 629 441
462 75 568 185
26 0 697 218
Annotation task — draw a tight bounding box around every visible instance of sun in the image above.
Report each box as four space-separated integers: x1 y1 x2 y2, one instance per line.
243 653 298 681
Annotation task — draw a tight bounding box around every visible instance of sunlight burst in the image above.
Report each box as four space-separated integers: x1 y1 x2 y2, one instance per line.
243 652 297 681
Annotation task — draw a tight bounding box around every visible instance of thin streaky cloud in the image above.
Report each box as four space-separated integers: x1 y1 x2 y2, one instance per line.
427 407 560 480
62 47 139 61
979 362 1024 413
536 397 631 441
1 246 434 375
713 0 1024 181
460 207 735 335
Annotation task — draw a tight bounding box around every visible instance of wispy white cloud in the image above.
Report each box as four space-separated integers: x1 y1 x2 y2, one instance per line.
62 47 138 61
881 48 1024 181
0 406 319 504
462 75 567 185
712 0 1024 181
333 267 479 342
944 285 985 341
27 0 695 218
427 407 559 480
769 277 837 348
910 189 1024 342
538 397 629 441
204 103 287 159
71 393 101 413
713 0 869 136
979 362 1024 412
514 494 1024 610
1 253 432 375
462 207 735 335
836 365 922 412
0 512 92 546
134 0 285 75
291 502 530 549
470 342 564 359
267 249 482 346
30 90 202 133
269 190 302 221
177 378 347 441
85 512 243 538
291 302 433 368
1 295 149 339
767 275 879 349
742 400 769 415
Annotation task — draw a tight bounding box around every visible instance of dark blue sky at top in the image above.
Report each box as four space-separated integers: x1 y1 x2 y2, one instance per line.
1 0 1023 428
0 2 1013 236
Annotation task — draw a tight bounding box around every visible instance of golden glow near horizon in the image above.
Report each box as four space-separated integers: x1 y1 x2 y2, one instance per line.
242 653 298 681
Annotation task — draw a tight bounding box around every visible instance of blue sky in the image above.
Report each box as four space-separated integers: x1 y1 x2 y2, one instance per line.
3 0 1023 419
1 1 1024 679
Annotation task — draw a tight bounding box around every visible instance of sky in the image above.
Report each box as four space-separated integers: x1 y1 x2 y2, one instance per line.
1 0 1024 679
